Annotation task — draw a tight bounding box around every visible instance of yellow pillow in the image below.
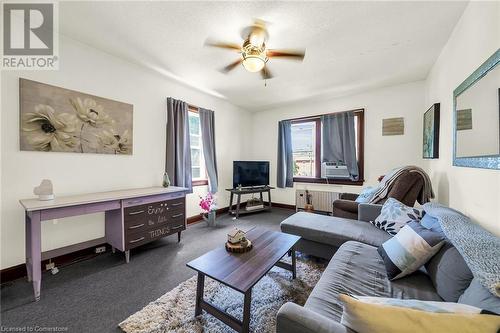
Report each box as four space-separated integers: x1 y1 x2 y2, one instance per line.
339 294 500 333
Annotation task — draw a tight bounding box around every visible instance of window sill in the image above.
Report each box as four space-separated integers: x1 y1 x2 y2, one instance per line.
192 179 208 187
293 177 364 186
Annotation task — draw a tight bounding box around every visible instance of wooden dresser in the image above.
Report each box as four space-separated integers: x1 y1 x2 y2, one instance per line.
122 196 186 253
20 186 188 301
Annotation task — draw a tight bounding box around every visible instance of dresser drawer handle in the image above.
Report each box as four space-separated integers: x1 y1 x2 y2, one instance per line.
171 213 184 218
129 237 145 244
128 210 145 216
127 200 143 205
171 202 183 207
172 225 184 230
128 223 145 230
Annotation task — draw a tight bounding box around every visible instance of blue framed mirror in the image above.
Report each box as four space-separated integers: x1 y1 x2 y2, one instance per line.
453 49 500 170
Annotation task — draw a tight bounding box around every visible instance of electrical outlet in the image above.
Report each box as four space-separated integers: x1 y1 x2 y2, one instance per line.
53 219 58 225
95 246 106 254
45 262 55 270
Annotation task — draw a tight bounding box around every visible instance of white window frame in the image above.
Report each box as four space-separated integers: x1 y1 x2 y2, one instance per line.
188 110 207 182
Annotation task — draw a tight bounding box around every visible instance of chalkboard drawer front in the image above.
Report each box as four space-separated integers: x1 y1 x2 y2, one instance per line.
168 210 185 220
125 221 148 234
125 225 178 250
169 220 185 233
124 205 147 220
125 233 149 250
166 198 185 210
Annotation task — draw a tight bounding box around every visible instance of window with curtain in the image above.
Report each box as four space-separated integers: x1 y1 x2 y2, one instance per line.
188 109 208 185
289 109 364 185
291 120 318 177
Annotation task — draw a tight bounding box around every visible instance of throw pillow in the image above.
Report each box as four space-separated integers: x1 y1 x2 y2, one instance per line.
355 186 378 203
371 198 424 235
377 221 445 280
339 294 500 333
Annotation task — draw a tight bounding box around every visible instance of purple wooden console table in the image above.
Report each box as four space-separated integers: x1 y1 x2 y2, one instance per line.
20 186 188 301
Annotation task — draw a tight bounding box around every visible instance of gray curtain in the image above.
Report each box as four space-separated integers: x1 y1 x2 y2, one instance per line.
277 120 294 188
166 97 192 193
199 108 218 193
322 111 359 180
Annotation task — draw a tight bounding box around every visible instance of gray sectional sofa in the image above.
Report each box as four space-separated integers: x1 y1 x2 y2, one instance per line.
277 204 500 333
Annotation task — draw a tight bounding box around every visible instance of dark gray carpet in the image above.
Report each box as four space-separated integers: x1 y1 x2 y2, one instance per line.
0 209 294 333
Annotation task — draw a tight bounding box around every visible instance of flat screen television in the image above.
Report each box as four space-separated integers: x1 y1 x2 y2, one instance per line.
233 161 270 189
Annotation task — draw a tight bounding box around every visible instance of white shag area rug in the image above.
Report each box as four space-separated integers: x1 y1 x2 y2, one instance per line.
119 257 325 333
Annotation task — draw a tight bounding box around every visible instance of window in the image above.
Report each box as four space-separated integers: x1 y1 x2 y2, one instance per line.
289 109 365 185
291 120 318 177
188 109 207 185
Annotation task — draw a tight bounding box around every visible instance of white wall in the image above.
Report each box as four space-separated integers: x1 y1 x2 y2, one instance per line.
248 81 426 205
424 1 500 235
0 36 251 269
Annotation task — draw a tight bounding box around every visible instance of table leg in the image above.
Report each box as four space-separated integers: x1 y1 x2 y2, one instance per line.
291 248 296 279
228 192 234 215
25 212 32 282
29 211 42 301
177 231 182 243
235 194 241 219
195 272 205 316
242 289 252 333
125 250 130 263
268 190 272 209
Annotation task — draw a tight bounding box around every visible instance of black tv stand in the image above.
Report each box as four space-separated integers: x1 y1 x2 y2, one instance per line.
226 186 274 218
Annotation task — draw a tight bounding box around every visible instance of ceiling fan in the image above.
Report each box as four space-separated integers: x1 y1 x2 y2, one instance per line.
205 19 306 80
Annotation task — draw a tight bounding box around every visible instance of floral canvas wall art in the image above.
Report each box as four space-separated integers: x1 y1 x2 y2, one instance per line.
423 103 440 159
20 79 133 155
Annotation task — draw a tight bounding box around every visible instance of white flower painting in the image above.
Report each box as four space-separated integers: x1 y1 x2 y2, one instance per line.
20 79 133 155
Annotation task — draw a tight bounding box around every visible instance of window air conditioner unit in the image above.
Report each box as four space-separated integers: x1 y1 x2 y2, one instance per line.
321 162 351 179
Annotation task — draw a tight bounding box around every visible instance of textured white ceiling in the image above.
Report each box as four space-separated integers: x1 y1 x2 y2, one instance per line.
60 1 467 111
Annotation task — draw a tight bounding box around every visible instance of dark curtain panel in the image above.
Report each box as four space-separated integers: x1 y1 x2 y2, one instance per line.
322 111 359 180
199 108 218 193
277 120 294 188
166 97 192 193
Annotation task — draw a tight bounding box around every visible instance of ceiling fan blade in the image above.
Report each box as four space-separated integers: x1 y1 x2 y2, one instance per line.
261 66 273 80
205 39 241 51
220 58 243 73
267 49 305 60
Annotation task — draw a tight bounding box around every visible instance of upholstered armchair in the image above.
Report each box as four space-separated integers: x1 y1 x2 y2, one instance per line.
332 170 424 219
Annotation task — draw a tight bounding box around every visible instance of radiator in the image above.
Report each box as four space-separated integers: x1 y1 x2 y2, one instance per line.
295 189 340 214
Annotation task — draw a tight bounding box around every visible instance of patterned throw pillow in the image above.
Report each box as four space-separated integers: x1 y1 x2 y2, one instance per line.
339 294 500 333
371 198 424 235
355 186 378 203
378 221 446 280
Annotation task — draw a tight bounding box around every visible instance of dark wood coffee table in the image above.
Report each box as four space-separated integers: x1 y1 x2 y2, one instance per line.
186 228 300 333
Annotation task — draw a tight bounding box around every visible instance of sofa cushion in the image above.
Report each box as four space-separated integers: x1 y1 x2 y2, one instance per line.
425 242 473 302
459 278 500 314
304 241 442 322
280 212 391 249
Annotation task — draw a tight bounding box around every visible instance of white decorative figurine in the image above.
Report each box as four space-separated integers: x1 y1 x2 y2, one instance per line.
227 228 246 244
34 179 54 201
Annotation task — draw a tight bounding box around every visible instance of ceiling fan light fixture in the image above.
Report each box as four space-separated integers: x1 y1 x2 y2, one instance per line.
249 29 266 47
241 40 267 73
242 55 266 72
